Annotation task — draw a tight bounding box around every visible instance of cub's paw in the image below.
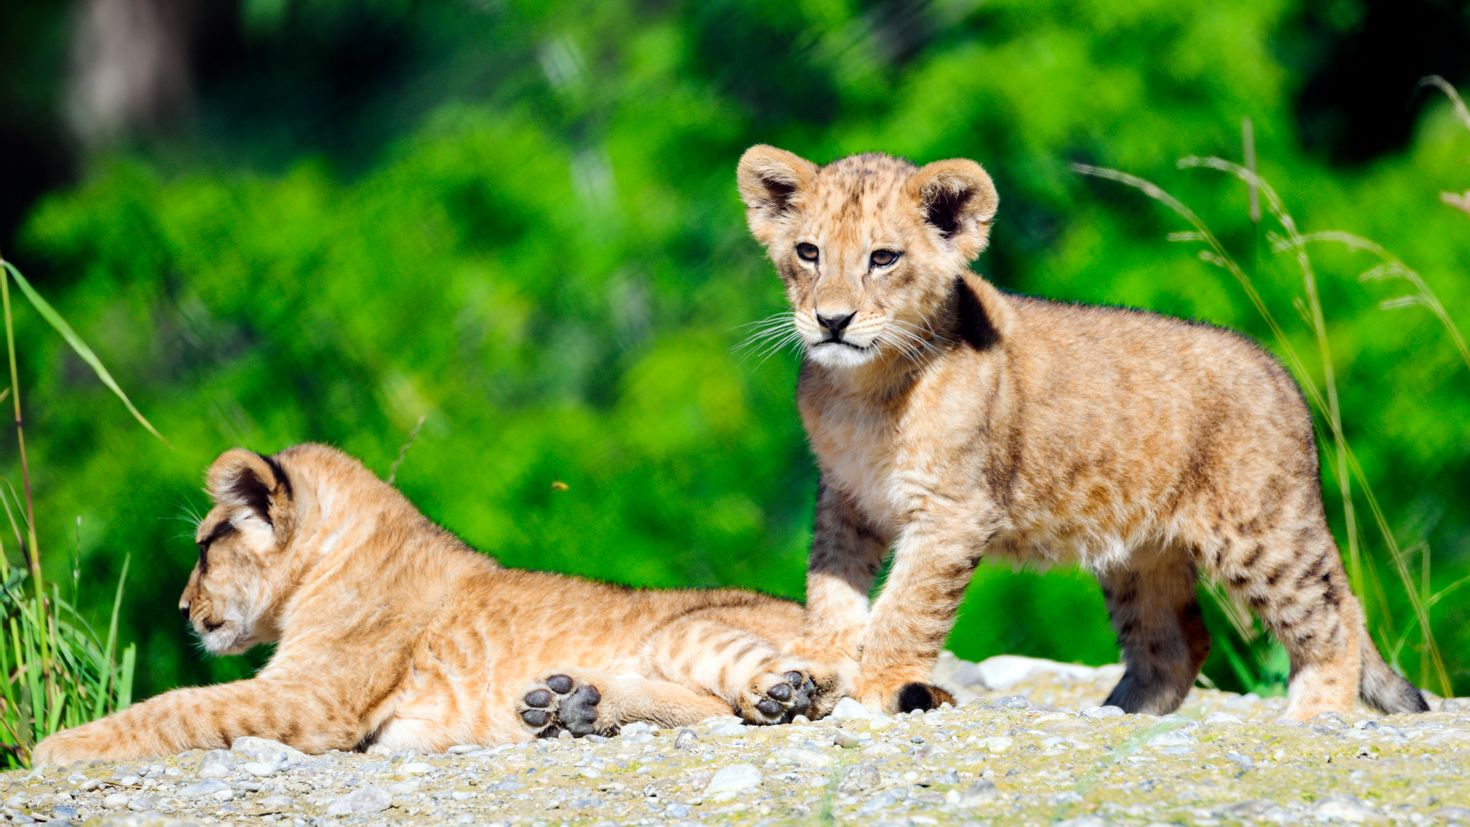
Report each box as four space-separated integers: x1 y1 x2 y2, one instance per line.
519 674 606 738
736 666 817 725
32 727 117 767
803 658 858 720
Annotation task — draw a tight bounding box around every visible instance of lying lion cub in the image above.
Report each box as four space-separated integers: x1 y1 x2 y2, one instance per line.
35 444 823 765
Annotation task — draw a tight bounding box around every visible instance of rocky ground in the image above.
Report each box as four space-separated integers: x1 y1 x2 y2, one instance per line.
4 654 1469 825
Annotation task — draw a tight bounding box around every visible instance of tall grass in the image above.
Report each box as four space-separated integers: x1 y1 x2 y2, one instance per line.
0 256 160 767
1073 95 1468 696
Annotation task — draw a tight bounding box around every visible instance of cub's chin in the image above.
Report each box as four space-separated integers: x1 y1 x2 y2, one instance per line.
198 623 254 656
806 340 879 369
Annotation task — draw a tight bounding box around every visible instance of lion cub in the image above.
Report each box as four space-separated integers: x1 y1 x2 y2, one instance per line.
736 145 1427 720
34 444 820 765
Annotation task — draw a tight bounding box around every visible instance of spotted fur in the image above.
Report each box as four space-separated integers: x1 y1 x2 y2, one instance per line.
736 145 1427 720
34 445 828 765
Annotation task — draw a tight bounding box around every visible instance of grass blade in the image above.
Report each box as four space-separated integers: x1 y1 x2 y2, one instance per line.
0 261 166 445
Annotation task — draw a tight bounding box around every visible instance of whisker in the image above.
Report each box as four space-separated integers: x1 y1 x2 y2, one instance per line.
739 327 804 365
733 315 799 354
731 312 796 332
752 330 807 368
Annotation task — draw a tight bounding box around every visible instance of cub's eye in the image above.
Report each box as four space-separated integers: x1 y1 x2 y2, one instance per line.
870 249 901 268
795 243 819 262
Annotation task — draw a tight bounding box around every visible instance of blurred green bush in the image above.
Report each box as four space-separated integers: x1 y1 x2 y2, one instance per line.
8 0 1470 698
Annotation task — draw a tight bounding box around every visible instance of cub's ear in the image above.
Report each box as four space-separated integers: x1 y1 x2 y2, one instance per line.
907 158 999 262
206 449 293 531
736 145 818 247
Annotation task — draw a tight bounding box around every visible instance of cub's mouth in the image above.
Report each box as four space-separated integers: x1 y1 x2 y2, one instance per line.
817 337 873 352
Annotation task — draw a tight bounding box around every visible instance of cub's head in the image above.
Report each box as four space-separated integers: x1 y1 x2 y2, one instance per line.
180 449 299 655
737 146 998 369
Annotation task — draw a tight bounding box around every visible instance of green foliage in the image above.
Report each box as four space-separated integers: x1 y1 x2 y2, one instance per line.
8 1 1470 701
0 260 137 767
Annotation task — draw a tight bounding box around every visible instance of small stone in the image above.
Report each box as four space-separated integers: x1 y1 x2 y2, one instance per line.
839 763 882 793
52 806 78 820
1081 705 1125 719
126 793 158 812
1147 729 1197 752
1205 712 1243 725
833 730 862 749
181 779 230 798
231 736 307 769
666 803 691 818
674 729 698 750
257 794 293 811
1314 795 1373 822
445 744 481 755
620 722 656 740
992 695 1030 710
400 761 433 775
241 761 278 777
1226 751 1254 772
102 793 128 809
706 718 747 737
982 736 1013 754
944 657 990 690
704 764 762 800
958 779 998 805
830 697 879 720
197 750 233 779
974 655 1099 690
451 791 474 802
787 747 833 768
326 785 392 817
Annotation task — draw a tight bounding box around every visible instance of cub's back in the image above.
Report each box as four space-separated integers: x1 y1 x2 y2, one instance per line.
443 569 804 668
977 294 1315 554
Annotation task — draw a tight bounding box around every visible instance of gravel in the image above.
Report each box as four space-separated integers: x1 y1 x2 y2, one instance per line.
6 652 1469 824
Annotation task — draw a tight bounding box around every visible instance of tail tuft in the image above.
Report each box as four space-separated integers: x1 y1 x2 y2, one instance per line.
897 682 955 713
1359 633 1430 714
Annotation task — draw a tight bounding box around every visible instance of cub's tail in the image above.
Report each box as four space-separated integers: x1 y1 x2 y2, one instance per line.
1359 622 1430 714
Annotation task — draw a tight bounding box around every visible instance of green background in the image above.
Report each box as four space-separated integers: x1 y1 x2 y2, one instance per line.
0 0 1467 700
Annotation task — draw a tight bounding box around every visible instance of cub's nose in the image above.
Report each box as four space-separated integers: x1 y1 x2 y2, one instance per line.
816 311 856 337
178 601 191 621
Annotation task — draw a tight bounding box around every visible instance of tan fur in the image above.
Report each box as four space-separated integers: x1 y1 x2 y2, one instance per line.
736 146 1427 720
34 445 826 766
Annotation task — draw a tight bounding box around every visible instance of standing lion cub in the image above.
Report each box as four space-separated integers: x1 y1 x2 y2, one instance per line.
736 145 1427 720
34 444 822 765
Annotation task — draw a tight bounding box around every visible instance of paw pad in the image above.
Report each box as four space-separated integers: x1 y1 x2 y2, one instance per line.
741 668 817 725
518 674 604 738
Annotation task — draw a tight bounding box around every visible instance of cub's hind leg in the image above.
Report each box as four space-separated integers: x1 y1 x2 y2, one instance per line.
1206 519 1366 721
1098 546 1211 715
517 670 729 738
642 613 819 725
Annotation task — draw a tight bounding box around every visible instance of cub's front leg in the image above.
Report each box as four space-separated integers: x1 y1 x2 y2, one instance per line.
853 500 998 713
792 482 891 715
33 677 365 766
